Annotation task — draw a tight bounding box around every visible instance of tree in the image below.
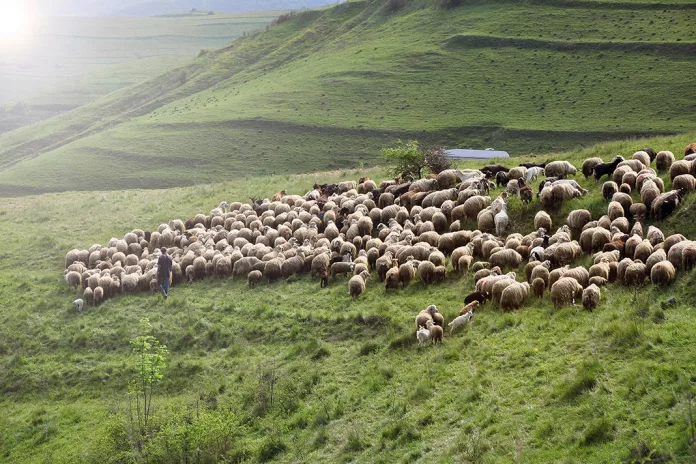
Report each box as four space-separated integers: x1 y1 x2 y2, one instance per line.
381 140 426 179
129 318 168 433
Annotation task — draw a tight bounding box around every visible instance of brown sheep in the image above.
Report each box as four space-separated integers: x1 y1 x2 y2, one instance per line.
550 277 583 310
426 320 443 344
650 260 675 287
582 284 601 311
532 277 545 299
459 301 479 315
248 270 262 288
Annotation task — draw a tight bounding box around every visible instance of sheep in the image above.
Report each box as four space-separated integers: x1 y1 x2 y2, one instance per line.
550 277 583 310
673 174 696 193
494 202 510 236
415 310 433 330
416 326 431 346
582 157 603 179
348 270 370 299
398 260 417 287
73 298 84 312
83 287 94 306
460 301 479 315
655 151 675 172
567 210 591 235
490 248 522 270
629 203 647 220
545 160 577 178
464 291 491 306
650 260 675 287
448 310 474 335
94 286 104 306
331 262 355 279
593 156 624 181
651 190 683 220
385 263 401 290
670 160 692 181
632 150 651 168
491 278 516 304
582 284 601 311
65 271 82 289
640 179 660 213
534 211 552 232
417 260 436 285
495 171 510 188
532 277 545 298
589 259 611 281
525 167 544 183
520 186 533 204
589 276 607 287
500 282 530 311
624 261 647 287
425 320 443 344
607 201 624 221
508 166 527 181
602 181 618 202
247 270 262 288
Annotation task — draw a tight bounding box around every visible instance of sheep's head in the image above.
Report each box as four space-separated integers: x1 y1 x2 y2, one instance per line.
426 305 438 314
360 270 370 280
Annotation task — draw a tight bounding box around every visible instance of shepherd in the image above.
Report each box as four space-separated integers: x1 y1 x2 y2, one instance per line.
157 247 173 300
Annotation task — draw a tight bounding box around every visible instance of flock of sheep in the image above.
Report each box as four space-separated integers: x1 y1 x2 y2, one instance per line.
64 142 696 345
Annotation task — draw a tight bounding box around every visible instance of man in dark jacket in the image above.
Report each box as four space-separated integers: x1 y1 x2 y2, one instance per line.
157 247 173 300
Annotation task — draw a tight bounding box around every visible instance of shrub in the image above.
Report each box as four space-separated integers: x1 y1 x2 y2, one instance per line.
257 436 287 462
381 140 426 179
423 146 452 174
580 418 614 446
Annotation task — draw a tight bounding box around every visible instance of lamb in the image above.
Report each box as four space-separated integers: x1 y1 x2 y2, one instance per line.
348 270 370 299
500 282 530 311
582 284 601 311
545 160 577 178
593 156 624 181
550 277 583 310
534 211 552 232
448 310 474 335
520 186 533 204
650 260 676 287
425 320 443 344
582 157 603 179
655 151 675 172
416 326 431 346
459 301 479 315
73 298 84 312
588 276 607 287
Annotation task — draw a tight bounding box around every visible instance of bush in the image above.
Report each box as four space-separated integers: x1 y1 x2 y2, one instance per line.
381 140 426 179
423 146 452 174
257 436 287 462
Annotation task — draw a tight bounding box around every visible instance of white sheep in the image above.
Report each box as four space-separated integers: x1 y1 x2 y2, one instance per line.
448 310 474 335
494 202 509 237
416 326 431 346
525 167 545 183
73 298 84 312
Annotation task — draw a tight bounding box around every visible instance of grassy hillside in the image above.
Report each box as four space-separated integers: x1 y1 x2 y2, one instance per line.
0 11 283 133
2 132 696 462
0 0 694 196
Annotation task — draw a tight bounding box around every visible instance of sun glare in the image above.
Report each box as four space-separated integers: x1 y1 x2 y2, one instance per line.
0 3 29 40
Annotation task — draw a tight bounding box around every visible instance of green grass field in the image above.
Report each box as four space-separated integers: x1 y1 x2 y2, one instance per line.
1 131 696 462
0 0 694 195
0 11 284 134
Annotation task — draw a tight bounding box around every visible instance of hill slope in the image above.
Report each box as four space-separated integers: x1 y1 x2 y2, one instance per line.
1 132 696 462
1 0 695 195
0 12 283 134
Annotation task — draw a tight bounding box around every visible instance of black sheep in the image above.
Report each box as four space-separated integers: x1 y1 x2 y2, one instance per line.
464 291 490 306
640 147 657 162
495 171 509 188
481 164 509 177
593 156 624 181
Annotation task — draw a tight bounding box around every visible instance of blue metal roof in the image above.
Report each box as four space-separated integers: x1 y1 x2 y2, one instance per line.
445 149 510 159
